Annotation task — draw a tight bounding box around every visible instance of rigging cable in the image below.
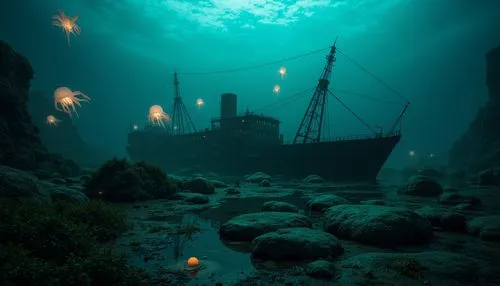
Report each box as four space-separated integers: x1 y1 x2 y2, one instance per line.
336 49 410 103
177 47 331 76
256 87 315 113
327 89 376 133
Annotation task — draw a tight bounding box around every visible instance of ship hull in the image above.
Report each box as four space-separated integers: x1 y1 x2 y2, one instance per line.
127 131 400 182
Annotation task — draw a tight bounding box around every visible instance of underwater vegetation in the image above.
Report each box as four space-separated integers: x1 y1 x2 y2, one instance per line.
84 157 177 202
0 199 145 286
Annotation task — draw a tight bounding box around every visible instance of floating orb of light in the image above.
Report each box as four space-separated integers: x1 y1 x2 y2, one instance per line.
408 150 415 157
53 86 90 118
147 105 170 128
278 66 287 79
273 84 281 95
52 10 81 46
132 124 138 131
429 153 435 158
46 115 60 127
196 98 204 108
184 257 200 271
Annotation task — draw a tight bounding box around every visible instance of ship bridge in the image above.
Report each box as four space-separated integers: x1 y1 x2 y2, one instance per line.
210 93 283 145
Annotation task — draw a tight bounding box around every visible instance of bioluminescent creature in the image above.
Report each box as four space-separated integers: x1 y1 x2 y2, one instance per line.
52 10 81 46
53 86 91 117
46 115 60 127
148 105 171 127
273 84 281 95
196 98 204 108
278 66 287 79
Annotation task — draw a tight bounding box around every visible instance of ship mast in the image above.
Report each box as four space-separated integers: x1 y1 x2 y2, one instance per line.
170 72 197 135
293 39 338 144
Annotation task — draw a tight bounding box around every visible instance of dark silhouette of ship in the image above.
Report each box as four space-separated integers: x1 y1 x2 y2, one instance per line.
127 40 409 181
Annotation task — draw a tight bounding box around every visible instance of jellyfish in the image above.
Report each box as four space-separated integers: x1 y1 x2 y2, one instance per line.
196 98 204 108
46 115 60 127
53 86 91 117
278 66 287 79
52 10 81 46
273 84 281 95
148 105 170 127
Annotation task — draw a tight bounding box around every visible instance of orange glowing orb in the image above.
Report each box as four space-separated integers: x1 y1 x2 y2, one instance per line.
278 66 287 79
186 257 199 267
196 98 204 108
273 84 281 95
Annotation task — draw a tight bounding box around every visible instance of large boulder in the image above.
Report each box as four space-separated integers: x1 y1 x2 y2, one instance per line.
251 227 343 261
467 215 500 241
398 175 443 197
218 212 312 242
181 177 215 194
306 194 349 215
324 204 433 246
261 201 298 213
438 192 481 207
0 165 51 203
302 174 325 184
245 172 271 183
415 206 467 232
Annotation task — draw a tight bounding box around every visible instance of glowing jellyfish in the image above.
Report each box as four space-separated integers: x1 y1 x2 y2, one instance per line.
52 10 81 46
132 124 138 131
53 86 91 117
148 105 170 127
278 66 287 79
46 115 60 127
273 84 281 95
408 150 415 157
196 98 204 108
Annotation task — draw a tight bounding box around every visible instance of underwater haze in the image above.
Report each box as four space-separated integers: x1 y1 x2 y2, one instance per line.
0 0 499 168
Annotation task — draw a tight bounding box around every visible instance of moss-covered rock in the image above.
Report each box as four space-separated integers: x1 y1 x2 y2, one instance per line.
219 212 312 242
324 204 433 246
84 158 176 202
251 227 343 261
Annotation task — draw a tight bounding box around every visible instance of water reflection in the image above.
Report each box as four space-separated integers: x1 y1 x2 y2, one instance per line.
166 214 255 284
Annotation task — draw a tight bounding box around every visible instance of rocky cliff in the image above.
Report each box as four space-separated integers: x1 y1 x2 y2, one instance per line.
449 45 500 172
0 40 79 176
28 90 112 167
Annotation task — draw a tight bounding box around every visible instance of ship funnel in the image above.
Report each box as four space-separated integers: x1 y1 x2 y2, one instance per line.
220 93 237 118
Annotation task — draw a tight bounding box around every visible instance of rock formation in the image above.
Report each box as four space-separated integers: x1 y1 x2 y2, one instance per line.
0 40 79 176
449 45 500 172
28 90 111 167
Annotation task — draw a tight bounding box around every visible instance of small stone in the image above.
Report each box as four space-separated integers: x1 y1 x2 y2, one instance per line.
305 260 337 279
